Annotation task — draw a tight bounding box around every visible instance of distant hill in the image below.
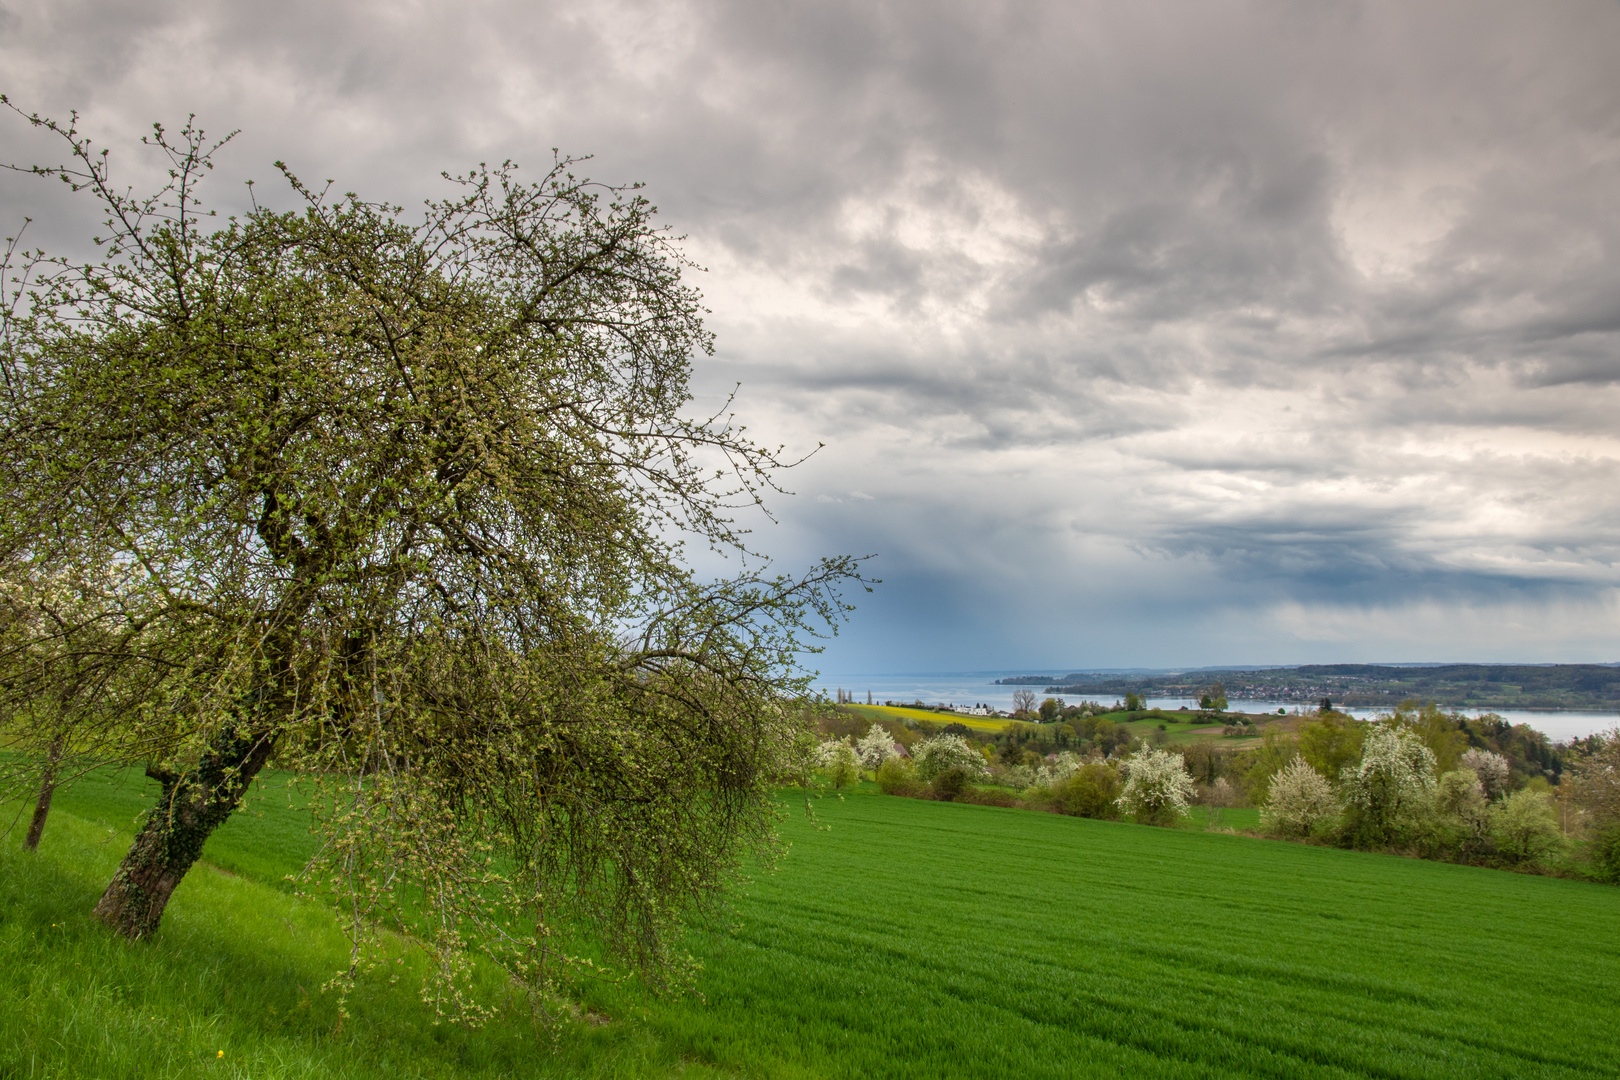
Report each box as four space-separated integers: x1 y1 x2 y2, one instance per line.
1022 663 1620 711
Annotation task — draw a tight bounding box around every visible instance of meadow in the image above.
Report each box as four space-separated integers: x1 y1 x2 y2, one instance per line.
4 771 1618 1078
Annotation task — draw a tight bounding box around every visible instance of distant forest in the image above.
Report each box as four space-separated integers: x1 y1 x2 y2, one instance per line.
996 664 1620 712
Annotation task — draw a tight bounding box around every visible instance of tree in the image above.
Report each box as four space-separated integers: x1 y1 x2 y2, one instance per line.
1432 768 1492 857
1012 688 1037 715
1459 748 1511 801
1396 702 1469 774
1198 681 1227 712
912 734 989 783
1260 759 1336 839
854 721 897 770
1568 726 1620 880
1115 742 1195 825
1090 717 1128 757
0 107 864 1006
1340 723 1437 847
1236 728 1295 805
1038 696 1062 722
1297 712 1365 780
820 741 860 789
1492 788 1564 866
1122 692 1143 712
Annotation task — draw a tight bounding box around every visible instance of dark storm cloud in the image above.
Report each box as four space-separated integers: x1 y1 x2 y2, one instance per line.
3 0 1619 667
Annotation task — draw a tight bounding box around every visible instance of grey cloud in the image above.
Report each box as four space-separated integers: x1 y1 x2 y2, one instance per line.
3 0 1620 669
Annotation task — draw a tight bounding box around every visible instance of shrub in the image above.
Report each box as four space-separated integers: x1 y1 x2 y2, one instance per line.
1590 825 1620 884
874 754 918 794
1492 788 1565 866
913 735 990 783
1260 759 1337 839
1340 723 1437 847
931 767 970 801
1116 743 1195 826
1053 762 1123 819
957 786 1018 808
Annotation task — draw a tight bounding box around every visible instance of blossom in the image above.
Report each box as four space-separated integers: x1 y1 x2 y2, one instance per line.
1115 742 1195 824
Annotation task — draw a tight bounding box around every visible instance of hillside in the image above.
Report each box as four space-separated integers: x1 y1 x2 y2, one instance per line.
6 771 1619 1077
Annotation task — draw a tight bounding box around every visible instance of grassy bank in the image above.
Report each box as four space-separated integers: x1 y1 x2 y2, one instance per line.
5 772 1618 1077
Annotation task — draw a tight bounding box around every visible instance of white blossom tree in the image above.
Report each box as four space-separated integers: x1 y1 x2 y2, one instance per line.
912 734 990 783
1460 748 1512 801
1260 759 1337 838
854 722 898 770
816 740 860 788
1341 723 1437 846
1434 767 1493 855
1032 751 1084 788
1115 742 1195 825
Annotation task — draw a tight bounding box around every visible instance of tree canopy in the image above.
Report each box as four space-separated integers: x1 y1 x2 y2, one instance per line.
0 104 865 1013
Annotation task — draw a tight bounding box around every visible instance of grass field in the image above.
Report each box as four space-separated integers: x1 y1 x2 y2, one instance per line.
5 770 1618 1078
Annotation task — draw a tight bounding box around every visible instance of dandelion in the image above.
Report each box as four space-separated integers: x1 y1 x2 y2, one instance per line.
217 1051 224 1058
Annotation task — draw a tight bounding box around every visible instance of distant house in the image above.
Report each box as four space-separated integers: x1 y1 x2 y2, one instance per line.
891 741 911 759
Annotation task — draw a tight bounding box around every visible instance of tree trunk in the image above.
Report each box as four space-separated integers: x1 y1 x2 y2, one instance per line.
22 734 65 852
92 728 275 939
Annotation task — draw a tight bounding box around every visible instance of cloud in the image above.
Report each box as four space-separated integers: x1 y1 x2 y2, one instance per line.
3 0 1619 669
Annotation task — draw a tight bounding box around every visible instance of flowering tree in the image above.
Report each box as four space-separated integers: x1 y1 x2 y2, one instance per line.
1340 723 1437 846
912 735 989 783
854 722 898 770
1115 742 1195 825
1460 748 1511 801
1433 768 1493 856
1570 727 1620 880
1260 759 1337 838
0 107 865 1012
817 741 860 789
1032 751 1084 788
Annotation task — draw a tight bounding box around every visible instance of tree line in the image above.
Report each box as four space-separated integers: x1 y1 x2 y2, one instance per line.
814 703 1620 883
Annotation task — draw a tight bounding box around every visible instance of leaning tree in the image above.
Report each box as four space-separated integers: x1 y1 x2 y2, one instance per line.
0 103 864 1013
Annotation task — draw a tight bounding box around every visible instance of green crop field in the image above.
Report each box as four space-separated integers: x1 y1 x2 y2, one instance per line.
5 772 1618 1078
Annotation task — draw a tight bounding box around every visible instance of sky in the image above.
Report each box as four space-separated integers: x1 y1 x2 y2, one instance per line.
2 0 1619 674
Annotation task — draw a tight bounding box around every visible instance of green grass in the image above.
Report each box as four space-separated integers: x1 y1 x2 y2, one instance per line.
2 772 732 1080
5 773 1618 1078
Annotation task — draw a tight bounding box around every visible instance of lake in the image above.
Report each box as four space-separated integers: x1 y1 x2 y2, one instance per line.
813 670 1618 743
